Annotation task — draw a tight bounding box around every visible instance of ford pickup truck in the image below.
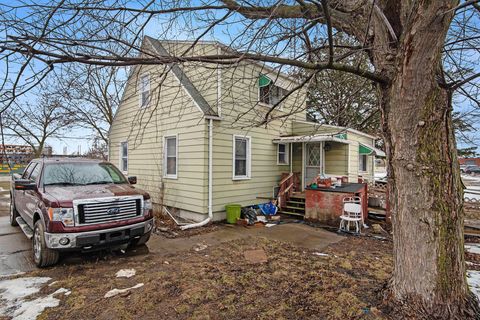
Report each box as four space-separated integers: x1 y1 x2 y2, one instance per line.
10 157 154 267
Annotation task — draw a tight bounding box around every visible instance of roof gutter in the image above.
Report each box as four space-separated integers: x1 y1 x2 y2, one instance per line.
180 118 214 230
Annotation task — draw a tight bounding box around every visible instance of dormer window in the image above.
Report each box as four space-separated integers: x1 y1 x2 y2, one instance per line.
258 74 288 107
139 74 150 108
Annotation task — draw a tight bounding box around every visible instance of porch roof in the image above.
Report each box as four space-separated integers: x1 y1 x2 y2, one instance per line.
272 135 350 144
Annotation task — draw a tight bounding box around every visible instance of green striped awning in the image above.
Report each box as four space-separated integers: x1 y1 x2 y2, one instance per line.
359 144 374 155
359 143 386 157
258 74 272 87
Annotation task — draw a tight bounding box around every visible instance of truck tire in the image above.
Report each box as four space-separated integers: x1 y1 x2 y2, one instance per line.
33 220 59 267
9 194 18 227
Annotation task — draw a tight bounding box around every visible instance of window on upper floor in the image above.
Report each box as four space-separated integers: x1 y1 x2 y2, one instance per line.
258 74 288 108
139 74 150 108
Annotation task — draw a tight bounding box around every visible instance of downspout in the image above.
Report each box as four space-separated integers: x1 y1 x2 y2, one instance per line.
180 118 213 230
289 143 293 173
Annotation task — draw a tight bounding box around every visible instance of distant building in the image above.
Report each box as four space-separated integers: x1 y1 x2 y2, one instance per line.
0 144 34 164
459 158 480 166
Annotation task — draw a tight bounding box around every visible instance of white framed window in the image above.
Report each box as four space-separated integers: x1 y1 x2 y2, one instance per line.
139 74 150 108
120 141 128 173
163 135 178 179
359 154 368 172
233 135 251 180
277 143 289 165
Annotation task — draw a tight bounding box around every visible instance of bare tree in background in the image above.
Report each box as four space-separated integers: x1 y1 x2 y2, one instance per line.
2 87 75 156
55 63 125 145
1 0 480 317
307 33 379 134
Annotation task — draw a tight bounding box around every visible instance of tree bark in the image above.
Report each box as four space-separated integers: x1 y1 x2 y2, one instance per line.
380 1 479 317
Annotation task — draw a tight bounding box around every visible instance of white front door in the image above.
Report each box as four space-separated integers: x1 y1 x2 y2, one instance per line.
304 142 324 187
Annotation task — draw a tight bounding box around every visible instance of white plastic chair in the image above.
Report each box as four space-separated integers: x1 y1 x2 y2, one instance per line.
339 197 363 233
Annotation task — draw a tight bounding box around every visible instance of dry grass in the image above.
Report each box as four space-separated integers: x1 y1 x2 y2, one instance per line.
32 236 393 320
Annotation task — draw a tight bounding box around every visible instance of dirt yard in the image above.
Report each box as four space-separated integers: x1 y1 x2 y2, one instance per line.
22 236 393 320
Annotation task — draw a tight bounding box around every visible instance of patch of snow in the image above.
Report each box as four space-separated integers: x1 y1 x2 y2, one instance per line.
116 269 136 278
465 189 480 200
462 174 480 185
374 172 387 179
467 270 480 301
465 243 480 255
0 272 25 279
193 244 208 252
11 288 70 320
0 277 70 320
0 277 51 301
104 283 144 298
312 252 328 257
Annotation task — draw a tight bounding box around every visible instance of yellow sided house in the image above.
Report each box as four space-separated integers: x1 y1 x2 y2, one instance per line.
108 37 384 223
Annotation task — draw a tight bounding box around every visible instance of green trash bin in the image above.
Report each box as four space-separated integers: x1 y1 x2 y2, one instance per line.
225 204 242 224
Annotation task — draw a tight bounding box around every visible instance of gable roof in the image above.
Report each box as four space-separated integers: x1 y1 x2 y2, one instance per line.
144 36 218 117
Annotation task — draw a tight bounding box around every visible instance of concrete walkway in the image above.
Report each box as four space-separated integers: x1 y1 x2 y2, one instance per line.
148 223 343 256
0 183 36 277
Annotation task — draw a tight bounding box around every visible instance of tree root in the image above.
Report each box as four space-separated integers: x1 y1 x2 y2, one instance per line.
382 288 480 319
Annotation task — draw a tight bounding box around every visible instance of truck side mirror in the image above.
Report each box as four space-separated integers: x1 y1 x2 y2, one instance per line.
128 176 137 185
14 179 37 191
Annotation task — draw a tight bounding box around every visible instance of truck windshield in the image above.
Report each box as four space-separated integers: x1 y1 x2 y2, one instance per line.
43 162 128 186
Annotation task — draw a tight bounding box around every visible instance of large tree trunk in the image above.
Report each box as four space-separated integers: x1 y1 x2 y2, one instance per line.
380 1 479 317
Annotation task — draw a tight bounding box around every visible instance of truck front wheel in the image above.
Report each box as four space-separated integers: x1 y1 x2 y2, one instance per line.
33 220 59 267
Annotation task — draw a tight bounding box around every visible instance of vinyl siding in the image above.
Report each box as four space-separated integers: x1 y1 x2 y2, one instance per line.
211 60 307 212
109 50 208 214
324 143 349 176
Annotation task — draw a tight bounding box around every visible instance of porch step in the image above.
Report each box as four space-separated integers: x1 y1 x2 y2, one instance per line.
284 205 305 213
279 210 305 217
291 192 305 199
287 200 305 205
290 196 306 203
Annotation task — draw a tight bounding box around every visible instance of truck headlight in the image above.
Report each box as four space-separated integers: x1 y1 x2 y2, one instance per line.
48 207 75 227
143 199 152 215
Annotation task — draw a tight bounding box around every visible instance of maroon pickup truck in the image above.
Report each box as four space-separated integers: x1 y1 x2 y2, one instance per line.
10 157 154 267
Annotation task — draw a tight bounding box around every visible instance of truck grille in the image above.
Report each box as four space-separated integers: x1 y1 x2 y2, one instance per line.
74 196 143 225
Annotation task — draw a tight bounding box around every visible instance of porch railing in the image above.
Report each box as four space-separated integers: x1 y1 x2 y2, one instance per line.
277 172 300 209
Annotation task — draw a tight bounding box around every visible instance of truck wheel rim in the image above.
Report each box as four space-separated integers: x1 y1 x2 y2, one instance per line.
33 227 41 261
9 201 13 222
